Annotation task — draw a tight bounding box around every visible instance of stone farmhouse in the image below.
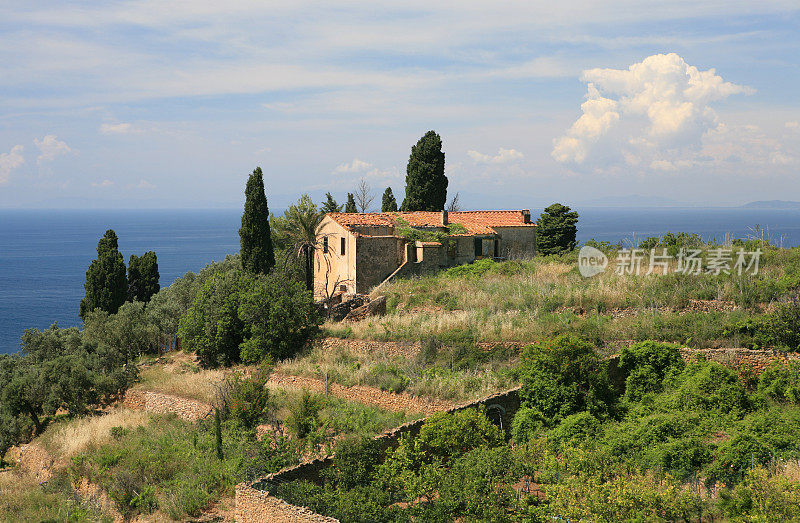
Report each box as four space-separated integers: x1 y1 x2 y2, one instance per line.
313 210 537 300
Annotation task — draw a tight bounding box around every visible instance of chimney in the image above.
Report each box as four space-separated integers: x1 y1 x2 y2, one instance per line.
521 209 531 224
441 210 449 226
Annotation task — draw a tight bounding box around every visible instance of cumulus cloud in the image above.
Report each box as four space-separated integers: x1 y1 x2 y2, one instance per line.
467 148 524 164
552 53 755 171
34 134 72 164
91 179 114 187
333 158 372 174
0 145 25 185
99 122 134 134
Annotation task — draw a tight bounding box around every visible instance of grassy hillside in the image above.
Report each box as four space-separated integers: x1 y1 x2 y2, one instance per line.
326 248 800 349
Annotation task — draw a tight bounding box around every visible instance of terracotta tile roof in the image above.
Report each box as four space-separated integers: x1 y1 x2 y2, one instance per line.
327 210 534 236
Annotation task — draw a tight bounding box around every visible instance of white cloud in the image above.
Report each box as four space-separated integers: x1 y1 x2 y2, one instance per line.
787 121 799 129
99 122 134 134
34 134 71 164
0 145 25 185
134 179 156 189
467 148 524 164
333 158 372 174
91 179 114 187
552 53 755 170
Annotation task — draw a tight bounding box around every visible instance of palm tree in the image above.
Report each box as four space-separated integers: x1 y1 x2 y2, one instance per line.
273 194 324 291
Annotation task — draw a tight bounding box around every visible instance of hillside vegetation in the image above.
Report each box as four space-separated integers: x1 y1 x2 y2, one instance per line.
327 246 800 350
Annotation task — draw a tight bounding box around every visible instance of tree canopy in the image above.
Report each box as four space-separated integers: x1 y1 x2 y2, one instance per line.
344 193 357 213
127 251 160 303
536 203 579 256
381 187 398 212
271 194 324 290
79 229 128 320
321 192 343 213
178 267 321 368
239 166 275 274
401 130 447 211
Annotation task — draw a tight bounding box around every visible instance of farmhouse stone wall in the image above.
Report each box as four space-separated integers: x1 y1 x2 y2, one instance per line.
355 236 406 294
122 389 213 421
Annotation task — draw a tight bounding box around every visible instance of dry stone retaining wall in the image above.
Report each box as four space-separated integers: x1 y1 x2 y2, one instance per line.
236 483 339 522
237 386 521 522
268 372 456 415
122 389 213 421
678 347 799 373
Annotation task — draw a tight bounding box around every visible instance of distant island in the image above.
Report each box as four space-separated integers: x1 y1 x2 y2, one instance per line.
741 200 800 210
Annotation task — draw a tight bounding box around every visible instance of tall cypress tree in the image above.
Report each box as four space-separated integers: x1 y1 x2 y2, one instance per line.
401 130 447 211
128 251 160 303
344 193 358 213
80 229 127 319
381 187 398 212
239 167 275 274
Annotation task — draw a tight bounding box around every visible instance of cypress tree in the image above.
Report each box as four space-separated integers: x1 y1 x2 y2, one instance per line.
79 230 127 319
239 166 275 274
321 192 343 213
381 187 398 212
344 193 358 213
400 130 447 211
128 251 160 303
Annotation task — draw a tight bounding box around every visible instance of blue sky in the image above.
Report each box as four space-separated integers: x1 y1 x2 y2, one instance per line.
1 1 798 210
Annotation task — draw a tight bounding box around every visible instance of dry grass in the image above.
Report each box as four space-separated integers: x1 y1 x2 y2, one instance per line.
278 343 515 403
38 408 151 459
326 252 798 345
782 460 800 483
136 351 228 403
0 468 107 521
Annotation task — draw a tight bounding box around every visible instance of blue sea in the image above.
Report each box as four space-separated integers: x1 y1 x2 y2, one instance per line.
2 206 800 354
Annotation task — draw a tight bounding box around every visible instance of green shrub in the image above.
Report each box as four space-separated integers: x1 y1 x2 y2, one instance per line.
444 258 496 278
379 408 504 502
324 437 384 490
658 359 750 415
518 335 616 427
511 406 545 443
287 390 322 439
719 468 800 520
238 273 321 363
619 340 684 402
765 295 800 351
547 411 601 448
179 270 321 367
222 366 273 429
758 361 800 403
363 363 410 394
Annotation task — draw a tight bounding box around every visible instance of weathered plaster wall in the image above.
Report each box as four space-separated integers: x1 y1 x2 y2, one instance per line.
495 226 537 258
447 236 476 265
314 218 356 299
354 235 405 294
